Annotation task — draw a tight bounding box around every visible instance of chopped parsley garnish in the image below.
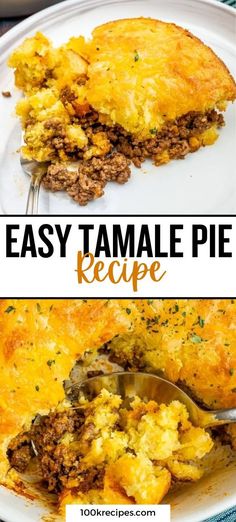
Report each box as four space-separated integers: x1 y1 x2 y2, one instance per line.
126 308 132 315
150 127 157 135
191 335 203 344
35 385 40 392
5 305 16 314
147 299 153 305
36 303 41 313
182 311 187 317
47 359 55 367
198 317 205 328
175 304 179 312
134 50 140 62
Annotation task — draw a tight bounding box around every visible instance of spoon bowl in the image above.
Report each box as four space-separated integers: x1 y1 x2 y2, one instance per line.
70 371 236 429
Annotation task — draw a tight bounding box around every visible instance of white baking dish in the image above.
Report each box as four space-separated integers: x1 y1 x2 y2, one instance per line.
1 458 236 522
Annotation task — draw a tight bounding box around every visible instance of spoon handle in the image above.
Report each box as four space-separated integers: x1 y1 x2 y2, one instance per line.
199 408 236 428
26 170 45 215
212 408 236 426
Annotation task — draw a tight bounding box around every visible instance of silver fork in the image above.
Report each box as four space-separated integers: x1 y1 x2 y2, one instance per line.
20 156 48 214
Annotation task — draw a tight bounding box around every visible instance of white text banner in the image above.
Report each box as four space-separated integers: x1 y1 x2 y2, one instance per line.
0 216 235 297
66 505 170 522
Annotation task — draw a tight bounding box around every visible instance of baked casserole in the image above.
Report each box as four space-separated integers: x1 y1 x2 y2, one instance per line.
1 299 236 513
8 18 236 205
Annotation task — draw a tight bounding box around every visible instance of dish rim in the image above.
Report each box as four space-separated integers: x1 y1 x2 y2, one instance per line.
0 0 235 60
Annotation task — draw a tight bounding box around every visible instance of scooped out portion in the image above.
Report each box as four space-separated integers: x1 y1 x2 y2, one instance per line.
8 19 236 205
7 389 213 509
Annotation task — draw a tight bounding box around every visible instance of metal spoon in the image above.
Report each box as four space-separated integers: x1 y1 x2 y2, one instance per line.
20 156 48 214
70 371 236 429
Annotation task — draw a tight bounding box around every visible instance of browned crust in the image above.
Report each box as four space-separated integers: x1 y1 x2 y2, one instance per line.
93 17 236 101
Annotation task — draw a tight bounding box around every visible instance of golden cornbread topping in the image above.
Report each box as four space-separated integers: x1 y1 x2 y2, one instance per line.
8 19 236 205
71 18 236 137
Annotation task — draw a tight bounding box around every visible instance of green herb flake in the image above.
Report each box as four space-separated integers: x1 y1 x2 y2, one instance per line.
198 317 205 328
134 50 140 62
35 385 40 392
150 127 157 135
126 308 132 315
147 299 153 305
182 311 187 318
175 304 179 312
5 305 16 314
191 335 203 344
36 303 42 313
47 359 55 367
229 368 234 376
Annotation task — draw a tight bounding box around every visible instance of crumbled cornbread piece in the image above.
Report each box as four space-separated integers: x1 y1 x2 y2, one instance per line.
8 32 87 95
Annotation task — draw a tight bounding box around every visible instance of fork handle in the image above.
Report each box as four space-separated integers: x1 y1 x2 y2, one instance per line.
26 171 44 215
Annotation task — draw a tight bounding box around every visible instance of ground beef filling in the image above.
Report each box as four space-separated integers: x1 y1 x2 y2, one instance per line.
41 108 224 205
109 109 224 168
43 153 131 206
7 409 105 494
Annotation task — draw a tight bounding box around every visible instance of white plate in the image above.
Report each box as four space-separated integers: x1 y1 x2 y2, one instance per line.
0 0 235 215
